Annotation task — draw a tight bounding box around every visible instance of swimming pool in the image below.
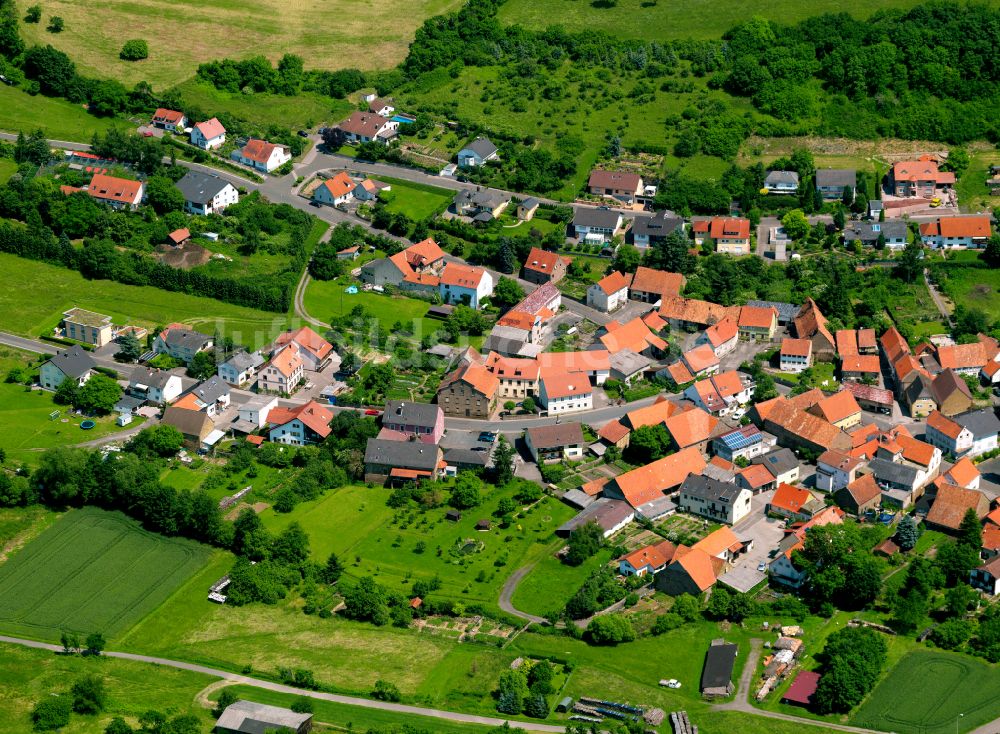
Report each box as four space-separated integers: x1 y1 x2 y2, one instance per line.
391 114 416 124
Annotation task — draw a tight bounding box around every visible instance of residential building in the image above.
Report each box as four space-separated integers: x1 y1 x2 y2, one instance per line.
39 345 95 390
161 406 220 451
457 137 499 167
557 498 635 539
153 323 213 364
657 528 748 596
313 171 355 206
522 247 570 284
808 390 863 430
231 139 291 173
843 220 908 249
368 97 395 116
150 108 186 132
587 271 631 312
599 316 667 358
779 338 812 373
834 473 881 515
177 376 229 417
684 370 754 418
539 372 593 415
484 353 540 400
920 215 992 248
353 178 389 201
751 447 801 486
696 316 740 358
768 506 845 587
537 349 610 385
793 298 836 361
525 422 585 463
603 447 707 519
842 381 894 415
336 111 399 144
664 407 720 455
236 395 277 431
273 326 335 372
737 305 777 342
363 438 443 485
218 351 265 387
713 425 777 463
891 157 955 198
815 449 865 492
840 354 880 382
382 400 445 444
128 368 182 405
517 197 539 221
902 372 937 418
677 344 720 380
815 169 856 200
931 369 974 416
764 170 799 195
175 170 239 215
937 342 989 376
258 344 304 394
971 556 1000 596
587 169 644 204
768 483 821 521
943 456 981 490
630 210 684 248
572 207 623 244
86 173 143 210
268 401 333 446
629 266 685 304
618 540 678 577
926 409 1000 458
360 238 445 290
190 118 226 149
925 481 989 533
858 329 878 354
60 307 113 347
437 361 499 418
677 474 752 525
439 263 494 309
609 349 651 384
658 295 737 332
693 217 751 254
451 188 510 220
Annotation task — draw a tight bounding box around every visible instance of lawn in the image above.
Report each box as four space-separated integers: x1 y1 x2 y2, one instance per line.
0 253 295 347
0 158 18 184
0 507 212 641
851 650 1000 734
955 151 1000 214
0 84 116 141
18 0 464 90
303 275 443 338
933 259 1000 317
511 548 614 618
375 176 455 220
0 643 215 734
0 506 60 561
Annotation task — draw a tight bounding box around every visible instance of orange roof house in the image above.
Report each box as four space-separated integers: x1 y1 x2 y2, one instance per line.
618 539 678 575
681 343 720 376
702 316 739 351
629 267 685 299
881 326 911 366
663 408 720 451
269 400 333 439
522 247 570 284
87 173 143 208
738 305 777 330
809 390 863 429
600 316 667 356
840 354 881 377
938 342 988 372
606 446 707 510
836 473 882 515
794 298 836 359
750 397 851 454
275 326 334 367
151 108 185 127
659 295 737 329
622 397 684 431
594 270 632 296
919 216 991 244
925 482 989 533
944 457 980 489
316 171 355 201
167 228 190 245
769 483 817 519
836 329 859 357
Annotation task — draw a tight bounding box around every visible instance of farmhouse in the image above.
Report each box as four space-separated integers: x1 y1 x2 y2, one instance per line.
525 422 585 463
313 171 356 206
815 169 857 200
768 482 821 521
588 169 644 204
604 446 706 519
618 539 678 576
891 157 955 198
457 137 499 167
437 361 499 418
40 345 95 391
175 170 239 215
834 473 882 516
808 390 863 430
268 401 333 446
572 207 623 243
151 108 186 131
793 298 836 361
484 353 540 400
364 438 444 485
737 305 777 342
629 266 685 303
86 173 143 210
522 246 570 284
539 372 593 415
937 342 989 376
190 118 226 150
779 338 812 373
925 408 1000 458
696 316 739 357
215 700 312 734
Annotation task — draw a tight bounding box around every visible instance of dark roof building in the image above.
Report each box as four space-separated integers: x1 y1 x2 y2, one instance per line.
556 498 634 538
364 438 442 485
782 670 821 707
816 169 857 190
843 220 908 245
629 210 683 245
174 170 232 205
701 640 738 696
46 345 96 380
751 448 799 479
573 207 622 231
215 700 312 734
526 422 585 450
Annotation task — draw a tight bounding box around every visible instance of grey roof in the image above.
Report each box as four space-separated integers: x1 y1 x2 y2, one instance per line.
843 220 908 243
630 210 683 240
383 400 441 429
163 327 212 351
815 169 857 189
751 448 799 478
527 422 584 449
561 488 595 509
557 497 633 536
702 463 737 483
129 367 175 390
701 642 738 691
192 375 229 404
869 456 920 486
114 395 144 413
223 350 265 372
520 197 540 209
610 348 652 378
215 700 311 734
443 447 489 468
461 137 498 159
364 437 440 471
680 474 745 504
904 373 935 404
954 409 1000 440
930 369 972 405
174 170 232 205
765 170 800 186
869 199 884 211
453 188 509 211
573 207 622 230
240 394 276 411
47 345 96 379
746 300 798 323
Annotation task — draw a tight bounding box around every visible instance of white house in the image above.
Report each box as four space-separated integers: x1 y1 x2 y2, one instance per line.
185 376 231 417
457 137 499 167
312 171 355 207
919 216 992 249
779 338 813 374
539 373 594 415
175 171 239 215
764 170 799 195
190 118 226 150
572 207 623 244
814 450 865 492
128 368 183 405
684 370 754 418
712 425 777 463
439 263 494 309
151 108 186 132
218 351 265 387
586 271 631 313
677 474 753 525
238 395 278 430
971 557 1000 596
40 346 95 391
926 409 1000 458
336 112 399 144
258 344 304 394
368 97 395 117
231 139 292 173
695 316 739 358
524 423 585 463
268 401 333 446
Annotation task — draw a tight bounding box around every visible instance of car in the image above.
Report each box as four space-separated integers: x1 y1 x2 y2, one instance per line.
142 130 154 137
297 130 309 137
658 679 681 689
478 431 498 443
757 561 767 572
364 409 380 416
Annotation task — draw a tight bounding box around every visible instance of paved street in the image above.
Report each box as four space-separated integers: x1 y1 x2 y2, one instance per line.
718 490 784 593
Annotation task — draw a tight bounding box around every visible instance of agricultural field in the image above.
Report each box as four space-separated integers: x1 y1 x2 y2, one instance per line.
0 84 116 141
0 253 295 347
933 255 1000 317
0 507 211 640
0 506 59 563
375 176 455 220
498 0 932 42
851 650 1000 734
17 0 464 90
0 643 215 734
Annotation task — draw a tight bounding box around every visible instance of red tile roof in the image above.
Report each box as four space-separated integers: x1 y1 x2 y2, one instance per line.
841 381 893 407
836 329 859 357
813 391 862 424
440 262 489 288
841 354 881 374
926 482 987 531
938 342 988 371
630 266 684 297
542 372 592 400
320 171 355 199
600 316 667 355
794 298 835 350
893 158 955 184
927 410 964 440
682 344 720 374
87 173 142 205
588 169 642 191
239 138 288 164
703 316 738 349
739 463 776 489
920 215 990 239
167 228 190 245
881 326 911 365
663 408 719 448
945 457 980 488
275 327 333 362
739 305 776 330
619 539 678 572
781 338 812 358
595 270 632 296
523 247 567 276
152 108 184 125
771 483 814 515
269 400 333 437
708 217 750 240
611 446 706 507
194 117 225 139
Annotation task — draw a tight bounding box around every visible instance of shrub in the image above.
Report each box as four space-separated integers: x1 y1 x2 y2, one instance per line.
31 696 72 730
119 40 149 61
372 679 401 702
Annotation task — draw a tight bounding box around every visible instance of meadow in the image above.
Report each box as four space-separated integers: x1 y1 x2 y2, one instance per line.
511 548 613 618
932 255 1000 316
0 507 211 640
955 151 1000 214
0 84 116 140
375 176 455 220
17 0 465 90
303 274 442 337
0 253 297 347
0 158 19 184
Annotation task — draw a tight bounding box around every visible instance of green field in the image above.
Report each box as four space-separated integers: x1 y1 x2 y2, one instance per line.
934 260 1000 316
0 84 117 140
851 650 1000 734
0 158 18 184
511 548 613 618
0 643 215 734
955 151 1000 213
498 0 932 41
303 274 441 335
0 507 211 640
376 176 455 220
0 253 295 347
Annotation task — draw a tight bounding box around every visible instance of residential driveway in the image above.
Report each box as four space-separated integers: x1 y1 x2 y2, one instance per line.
718 490 785 593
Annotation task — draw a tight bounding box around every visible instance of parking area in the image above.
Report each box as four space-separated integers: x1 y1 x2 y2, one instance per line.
718 489 786 593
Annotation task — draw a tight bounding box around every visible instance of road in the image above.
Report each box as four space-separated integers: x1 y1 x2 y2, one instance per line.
497 564 548 624
0 635 564 733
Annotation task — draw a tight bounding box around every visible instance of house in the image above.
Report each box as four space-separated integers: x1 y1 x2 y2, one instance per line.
943 456 981 490
175 171 239 215
235 395 277 431
843 220 908 250
930 369 974 416
184 375 231 417
587 271 631 312
780 338 812 373
815 169 857 200
572 207 623 244
696 316 740 358
663 407 720 455
684 371 754 418
525 422 585 463
368 97 395 116
539 372 593 415
215 700 312 734
166 228 190 247
153 323 213 364
868 199 884 219
451 188 510 220
858 329 878 355
268 401 333 446
128 368 182 405
457 137 499 167
902 372 937 417
517 197 539 221
364 438 443 485
40 345 95 390
891 157 955 198
629 266 685 304
832 472 880 515
768 483 821 521
437 361 499 418
971 557 1000 596
588 169 644 204
808 390 863 430
86 173 143 210
610 349 652 384
793 298 836 361
337 246 360 260
630 210 684 247
603 447 706 518
439 263 494 309
313 171 355 206
190 118 226 150
382 400 444 445
694 217 751 254
656 527 747 595
677 474 753 525
273 326 335 372
557 498 635 538
751 447 801 486
713 425 777 463
484 353 540 400
763 170 799 195
537 349 610 385
837 354 879 383
815 449 865 492
61 307 113 347
258 344 304 394
920 215 992 248
937 342 989 376
700 641 738 697
336 111 399 144
217 351 265 387
231 138 291 173
926 408 1000 458
522 247 570 285
658 295 737 332
841 381 894 415
161 406 219 450
360 238 446 290
618 539 678 576
353 178 389 201
150 108 186 132
599 316 667 358
925 482 989 533
768 506 846 587
677 344 720 380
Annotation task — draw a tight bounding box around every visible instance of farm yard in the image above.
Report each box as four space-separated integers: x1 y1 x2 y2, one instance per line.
0 507 211 640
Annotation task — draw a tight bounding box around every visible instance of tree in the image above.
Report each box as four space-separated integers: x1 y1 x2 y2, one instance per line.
14 130 52 165
25 5 42 23
941 148 971 177
706 586 732 619
213 689 238 718
340 350 360 374
492 277 524 309
127 425 184 458
492 435 514 485
104 718 134 734
32 697 72 730
832 207 846 231
812 627 887 714
61 631 80 654
931 618 973 650
54 378 79 406
624 424 672 463
644 230 692 274
613 244 641 273
892 590 928 633
290 696 314 714
342 575 390 625
564 521 604 566
114 332 142 362
497 238 517 274
895 239 923 283
119 39 149 61
75 374 122 415
524 694 549 718
320 551 343 584
371 679 401 702
47 15 64 32
85 632 105 655
271 522 310 567
958 508 983 550
450 472 483 509
144 176 185 214
945 583 977 618
187 350 216 380
496 669 528 714
938 541 981 586
984 234 1000 267
587 613 635 644
781 209 809 240
521 397 536 414
841 185 855 208
71 675 107 714
895 515 919 551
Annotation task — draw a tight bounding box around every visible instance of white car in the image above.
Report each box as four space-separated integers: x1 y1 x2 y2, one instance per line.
659 679 682 689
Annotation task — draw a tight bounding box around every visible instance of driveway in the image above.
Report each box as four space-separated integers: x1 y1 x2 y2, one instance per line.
718 490 785 593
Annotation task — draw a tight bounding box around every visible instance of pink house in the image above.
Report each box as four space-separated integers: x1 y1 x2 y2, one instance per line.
380 400 445 444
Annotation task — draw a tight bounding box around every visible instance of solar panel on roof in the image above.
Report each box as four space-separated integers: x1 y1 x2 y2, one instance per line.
721 430 758 451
